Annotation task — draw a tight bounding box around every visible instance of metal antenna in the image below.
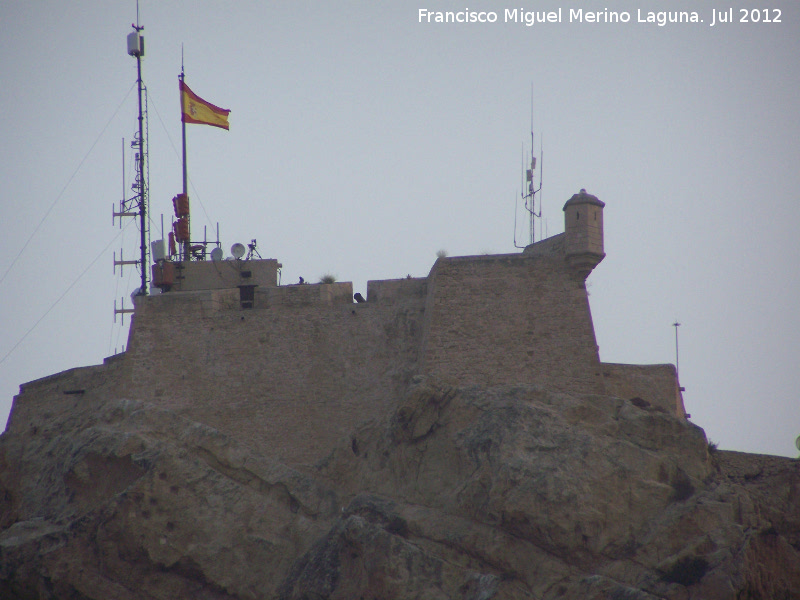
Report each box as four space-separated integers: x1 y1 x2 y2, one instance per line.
514 88 542 249
538 132 544 241
673 321 680 374
529 91 534 245
129 8 148 295
673 321 685 391
112 11 149 323
121 138 125 224
513 144 524 248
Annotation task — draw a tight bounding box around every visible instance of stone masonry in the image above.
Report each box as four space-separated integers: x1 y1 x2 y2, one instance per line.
5 190 686 466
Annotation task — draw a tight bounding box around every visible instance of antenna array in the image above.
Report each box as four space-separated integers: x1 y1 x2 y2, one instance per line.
113 17 150 321
514 96 543 249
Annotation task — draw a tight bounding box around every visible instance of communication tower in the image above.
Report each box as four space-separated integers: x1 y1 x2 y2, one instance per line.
113 12 150 321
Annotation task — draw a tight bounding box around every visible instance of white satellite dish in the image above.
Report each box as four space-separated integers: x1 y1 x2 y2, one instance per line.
231 243 246 259
210 247 223 261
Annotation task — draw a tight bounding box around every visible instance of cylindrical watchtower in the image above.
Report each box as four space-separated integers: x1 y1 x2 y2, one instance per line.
563 189 605 278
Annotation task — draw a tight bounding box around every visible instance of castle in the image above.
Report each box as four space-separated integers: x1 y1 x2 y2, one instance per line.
6 189 686 466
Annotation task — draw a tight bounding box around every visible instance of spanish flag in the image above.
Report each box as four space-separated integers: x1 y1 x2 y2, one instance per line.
180 80 230 130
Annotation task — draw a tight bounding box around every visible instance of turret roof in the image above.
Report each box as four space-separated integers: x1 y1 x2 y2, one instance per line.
563 189 605 210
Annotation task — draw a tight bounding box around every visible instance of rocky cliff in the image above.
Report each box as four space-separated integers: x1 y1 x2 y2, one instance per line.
1 380 797 599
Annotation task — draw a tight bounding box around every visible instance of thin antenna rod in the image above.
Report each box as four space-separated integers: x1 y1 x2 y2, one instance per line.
530 82 534 136
673 321 681 381
514 143 525 249
121 138 125 229
513 192 519 248
539 134 544 241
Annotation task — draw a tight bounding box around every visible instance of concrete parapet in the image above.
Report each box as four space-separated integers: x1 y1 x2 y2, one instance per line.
141 281 356 314
523 233 566 257
255 281 354 307
167 258 280 292
366 278 428 304
6 360 124 434
420 252 604 395
716 450 798 479
600 362 686 417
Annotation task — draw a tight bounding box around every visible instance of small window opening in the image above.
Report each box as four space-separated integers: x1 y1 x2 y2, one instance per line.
239 285 255 309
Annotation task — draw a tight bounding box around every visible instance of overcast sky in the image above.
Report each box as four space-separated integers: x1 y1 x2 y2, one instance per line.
1 1 798 457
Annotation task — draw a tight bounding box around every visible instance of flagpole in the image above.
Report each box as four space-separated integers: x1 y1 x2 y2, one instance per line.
180 62 190 261
177 64 229 264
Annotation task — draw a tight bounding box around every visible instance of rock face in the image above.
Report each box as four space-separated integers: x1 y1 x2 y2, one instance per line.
1 381 798 599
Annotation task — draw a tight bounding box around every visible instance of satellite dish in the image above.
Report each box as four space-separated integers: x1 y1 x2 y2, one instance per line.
796 435 800 451
231 243 246 259
210 247 223 261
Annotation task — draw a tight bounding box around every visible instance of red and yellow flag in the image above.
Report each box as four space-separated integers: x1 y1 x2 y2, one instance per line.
180 80 230 130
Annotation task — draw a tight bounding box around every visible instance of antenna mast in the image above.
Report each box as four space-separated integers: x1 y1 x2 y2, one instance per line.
673 320 685 391
113 9 148 320
127 12 148 295
514 91 543 248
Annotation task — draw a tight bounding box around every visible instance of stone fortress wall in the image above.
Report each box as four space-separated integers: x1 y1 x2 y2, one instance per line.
6 190 686 466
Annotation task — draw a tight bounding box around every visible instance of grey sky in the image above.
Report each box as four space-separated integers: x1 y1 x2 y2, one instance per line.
1 1 798 456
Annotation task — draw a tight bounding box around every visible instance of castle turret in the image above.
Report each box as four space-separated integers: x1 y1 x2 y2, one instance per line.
563 189 605 278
